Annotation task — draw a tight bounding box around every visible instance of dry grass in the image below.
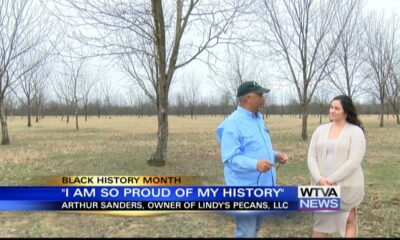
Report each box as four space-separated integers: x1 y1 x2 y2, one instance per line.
0 148 44 165
0 114 399 237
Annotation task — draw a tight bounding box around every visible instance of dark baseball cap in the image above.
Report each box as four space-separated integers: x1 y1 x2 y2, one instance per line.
237 81 270 97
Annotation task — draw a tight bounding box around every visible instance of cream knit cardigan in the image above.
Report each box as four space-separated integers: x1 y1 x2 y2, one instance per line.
307 122 366 209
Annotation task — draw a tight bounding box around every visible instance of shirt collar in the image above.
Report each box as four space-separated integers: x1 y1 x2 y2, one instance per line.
237 106 259 119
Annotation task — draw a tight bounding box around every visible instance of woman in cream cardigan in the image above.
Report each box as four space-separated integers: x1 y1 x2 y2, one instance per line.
307 95 366 238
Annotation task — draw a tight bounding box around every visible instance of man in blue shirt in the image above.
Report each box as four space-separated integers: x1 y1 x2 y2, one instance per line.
216 81 288 238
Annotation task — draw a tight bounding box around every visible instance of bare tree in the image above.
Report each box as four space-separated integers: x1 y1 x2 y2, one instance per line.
52 0 249 165
57 95 64 121
67 57 85 130
182 74 200 119
93 89 102 119
18 49 50 127
0 0 50 144
219 92 233 117
386 65 400 124
52 66 74 124
256 0 357 140
19 69 35 127
364 12 399 127
81 71 98 122
127 85 147 118
325 1 366 99
313 81 331 124
175 92 186 117
100 78 113 119
214 48 264 106
4 93 18 121
34 81 47 122
125 84 135 117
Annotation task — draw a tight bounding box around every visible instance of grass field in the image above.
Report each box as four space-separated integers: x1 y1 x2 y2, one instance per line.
0 114 399 237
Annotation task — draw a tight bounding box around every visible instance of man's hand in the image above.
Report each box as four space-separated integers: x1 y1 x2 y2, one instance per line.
276 151 288 164
257 160 274 172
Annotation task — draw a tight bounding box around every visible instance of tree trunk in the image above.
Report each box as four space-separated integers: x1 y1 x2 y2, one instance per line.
139 107 143 119
319 104 323 124
66 102 70 124
27 99 32 127
35 99 39 123
396 110 399 125
147 0 169 166
379 102 384 127
35 111 39 123
84 105 88 122
75 103 79 130
386 103 390 119
301 105 308 140
10 107 14 121
147 99 168 166
0 99 10 145
40 101 44 119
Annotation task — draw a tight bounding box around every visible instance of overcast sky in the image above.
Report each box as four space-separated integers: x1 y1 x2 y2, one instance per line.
162 0 400 105
46 0 400 105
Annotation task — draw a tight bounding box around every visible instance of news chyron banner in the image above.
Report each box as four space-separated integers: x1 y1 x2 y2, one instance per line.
0 176 341 215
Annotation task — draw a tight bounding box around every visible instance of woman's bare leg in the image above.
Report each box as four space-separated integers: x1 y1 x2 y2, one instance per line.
345 208 357 237
312 231 328 238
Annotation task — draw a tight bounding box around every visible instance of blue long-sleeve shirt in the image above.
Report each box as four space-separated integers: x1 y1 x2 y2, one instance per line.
216 106 277 186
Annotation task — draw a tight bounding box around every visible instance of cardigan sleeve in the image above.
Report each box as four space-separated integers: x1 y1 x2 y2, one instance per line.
328 127 366 183
307 127 323 183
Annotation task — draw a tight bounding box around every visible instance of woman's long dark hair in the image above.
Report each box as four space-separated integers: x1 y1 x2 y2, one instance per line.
331 95 364 132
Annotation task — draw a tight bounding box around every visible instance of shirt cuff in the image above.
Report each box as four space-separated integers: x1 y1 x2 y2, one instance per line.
274 151 279 163
249 157 259 171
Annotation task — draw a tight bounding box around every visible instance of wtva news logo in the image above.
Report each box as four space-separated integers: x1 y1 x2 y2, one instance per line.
298 186 340 211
